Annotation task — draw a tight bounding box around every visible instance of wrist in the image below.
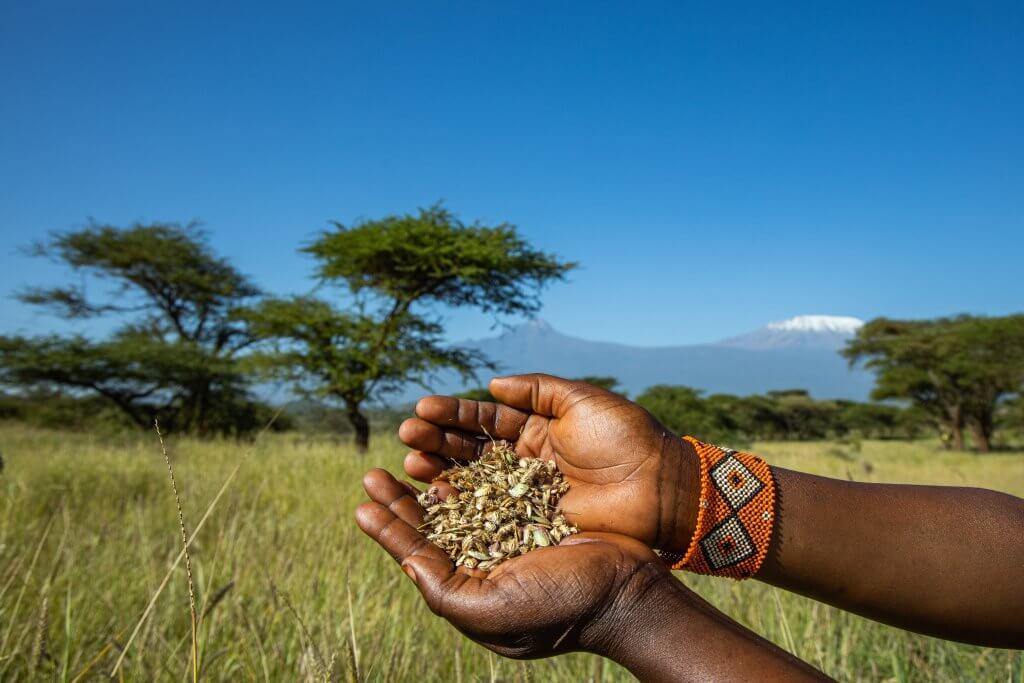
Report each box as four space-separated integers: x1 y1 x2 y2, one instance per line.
584 563 827 682
582 563 702 681
580 561 693 661
659 435 702 554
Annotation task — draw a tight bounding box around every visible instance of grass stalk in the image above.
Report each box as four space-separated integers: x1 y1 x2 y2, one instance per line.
154 421 199 683
29 585 49 675
345 576 361 683
771 587 798 655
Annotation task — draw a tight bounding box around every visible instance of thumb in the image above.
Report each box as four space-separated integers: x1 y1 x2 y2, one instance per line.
489 373 592 418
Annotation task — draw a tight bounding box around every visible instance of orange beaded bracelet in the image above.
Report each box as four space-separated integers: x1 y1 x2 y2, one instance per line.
666 436 776 579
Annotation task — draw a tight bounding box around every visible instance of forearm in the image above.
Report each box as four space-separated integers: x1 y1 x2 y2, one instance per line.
592 572 829 682
758 468 1024 647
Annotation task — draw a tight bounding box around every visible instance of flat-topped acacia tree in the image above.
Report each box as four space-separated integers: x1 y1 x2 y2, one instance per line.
843 315 1024 452
242 205 575 451
0 222 265 435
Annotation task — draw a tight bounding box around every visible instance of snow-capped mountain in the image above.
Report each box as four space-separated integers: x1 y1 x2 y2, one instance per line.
715 315 864 351
413 316 874 400
767 315 864 333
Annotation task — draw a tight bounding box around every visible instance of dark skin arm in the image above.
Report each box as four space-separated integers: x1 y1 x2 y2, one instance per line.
355 467 828 682
399 374 1024 648
758 470 1024 648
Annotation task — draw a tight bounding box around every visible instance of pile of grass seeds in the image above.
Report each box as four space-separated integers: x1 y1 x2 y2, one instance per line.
417 440 577 570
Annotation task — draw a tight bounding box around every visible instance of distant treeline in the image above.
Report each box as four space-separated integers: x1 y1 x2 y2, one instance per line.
635 386 924 444
0 389 292 436
4 377 1023 450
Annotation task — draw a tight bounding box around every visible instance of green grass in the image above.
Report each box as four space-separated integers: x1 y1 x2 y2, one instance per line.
1 423 1022 681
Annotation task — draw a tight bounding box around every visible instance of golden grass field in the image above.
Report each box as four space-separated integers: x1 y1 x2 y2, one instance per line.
1 423 1023 682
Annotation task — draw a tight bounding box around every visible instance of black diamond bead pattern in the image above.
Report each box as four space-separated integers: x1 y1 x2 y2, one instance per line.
699 515 756 570
709 454 764 511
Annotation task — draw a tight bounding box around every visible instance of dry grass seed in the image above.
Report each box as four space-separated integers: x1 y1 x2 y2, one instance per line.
417 441 577 570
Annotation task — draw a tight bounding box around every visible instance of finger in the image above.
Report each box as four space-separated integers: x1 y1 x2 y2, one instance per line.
402 452 458 500
414 395 529 440
403 450 451 482
398 417 493 461
354 500 450 568
489 373 592 418
396 478 423 499
362 468 426 527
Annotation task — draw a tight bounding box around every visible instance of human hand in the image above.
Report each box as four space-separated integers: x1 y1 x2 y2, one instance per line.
354 467 677 659
399 374 701 554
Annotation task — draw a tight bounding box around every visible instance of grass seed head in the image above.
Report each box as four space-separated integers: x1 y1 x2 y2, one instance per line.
417 441 577 570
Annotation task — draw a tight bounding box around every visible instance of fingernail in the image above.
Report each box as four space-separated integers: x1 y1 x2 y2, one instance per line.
401 562 418 585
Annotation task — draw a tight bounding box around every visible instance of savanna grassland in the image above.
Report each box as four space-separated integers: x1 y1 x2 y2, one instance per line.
1 424 1023 682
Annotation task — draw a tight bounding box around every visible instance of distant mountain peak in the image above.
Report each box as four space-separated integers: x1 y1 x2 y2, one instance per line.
522 318 554 332
716 314 863 351
496 317 557 339
766 315 864 334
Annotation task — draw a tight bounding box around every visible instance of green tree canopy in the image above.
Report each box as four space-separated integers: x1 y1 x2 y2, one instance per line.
304 204 574 318
843 315 1024 451
635 385 734 444
0 222 266 435
245 205 575 450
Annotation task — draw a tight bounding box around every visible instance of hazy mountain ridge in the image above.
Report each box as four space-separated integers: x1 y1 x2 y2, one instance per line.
417 315 873 401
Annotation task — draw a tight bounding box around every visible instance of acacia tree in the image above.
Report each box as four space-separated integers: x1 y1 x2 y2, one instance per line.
955 315 1024 451
244 205 575 451
843 315 1024 452
0 222 264 434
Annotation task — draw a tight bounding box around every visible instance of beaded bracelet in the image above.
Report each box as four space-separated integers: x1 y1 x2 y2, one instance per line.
662 436 777 579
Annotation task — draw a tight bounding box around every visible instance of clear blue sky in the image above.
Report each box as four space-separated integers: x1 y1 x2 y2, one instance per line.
2 2 1021 346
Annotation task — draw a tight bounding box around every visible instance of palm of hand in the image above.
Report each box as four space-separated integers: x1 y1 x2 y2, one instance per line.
438 534 656 658
512 394 680 547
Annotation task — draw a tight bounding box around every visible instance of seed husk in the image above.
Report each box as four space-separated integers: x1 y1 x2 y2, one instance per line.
508 482 530 498
417 440 577 571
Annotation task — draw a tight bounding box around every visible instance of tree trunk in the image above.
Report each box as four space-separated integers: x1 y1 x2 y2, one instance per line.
967 418 992 453
943 404 965 451
193 383 211 438
347 405 370 453
950 424 964 451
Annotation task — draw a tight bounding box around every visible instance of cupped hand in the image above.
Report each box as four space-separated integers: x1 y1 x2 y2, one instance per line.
398 374 701 553
354 467 674 659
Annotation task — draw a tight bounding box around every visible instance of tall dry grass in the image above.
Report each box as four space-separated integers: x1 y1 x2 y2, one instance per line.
0 422 1022 681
